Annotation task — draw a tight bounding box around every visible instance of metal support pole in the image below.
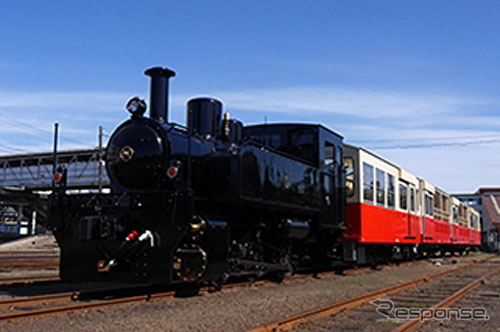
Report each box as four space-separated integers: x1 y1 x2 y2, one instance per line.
52 123 59 188
31 210 36 235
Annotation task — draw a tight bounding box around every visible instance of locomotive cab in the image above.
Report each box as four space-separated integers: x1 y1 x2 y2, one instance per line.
243 124 345 229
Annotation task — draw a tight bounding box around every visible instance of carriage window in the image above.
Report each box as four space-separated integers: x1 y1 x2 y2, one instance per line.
470 214 476 229
425 194 433 216
434 193 441 210
363 163 374 203
399 183 408 210
453 206 458 224
324 142 335 167
443 196 449 211
387 174 395 209
376 168 385 206
344 157 355 197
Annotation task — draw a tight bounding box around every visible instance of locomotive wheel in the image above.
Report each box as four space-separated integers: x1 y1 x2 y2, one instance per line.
174 284 201 297
268 271 286 283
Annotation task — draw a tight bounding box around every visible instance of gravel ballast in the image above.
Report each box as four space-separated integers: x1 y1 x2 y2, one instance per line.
0 253 494 332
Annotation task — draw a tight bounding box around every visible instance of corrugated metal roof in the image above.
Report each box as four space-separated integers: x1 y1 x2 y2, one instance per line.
484 195 500 227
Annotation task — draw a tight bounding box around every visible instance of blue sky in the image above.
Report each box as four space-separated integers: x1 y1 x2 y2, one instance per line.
0 1 499 192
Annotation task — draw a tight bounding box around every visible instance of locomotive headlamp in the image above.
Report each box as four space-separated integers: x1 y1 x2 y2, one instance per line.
126 96 147 116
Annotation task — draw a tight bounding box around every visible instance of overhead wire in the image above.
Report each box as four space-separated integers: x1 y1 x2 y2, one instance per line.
0 112 96 149
0 142 28 153
365 138 500 150
355 132 500 144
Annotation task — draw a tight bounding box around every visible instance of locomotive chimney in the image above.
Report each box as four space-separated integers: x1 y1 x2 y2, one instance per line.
144 67 176 122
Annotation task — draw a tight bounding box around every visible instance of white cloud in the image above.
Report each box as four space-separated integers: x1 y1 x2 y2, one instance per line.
172 86 492 120
381 143 500 192
0 86 498 192
188 85 498 192
0 91 131 110
0 90 130 156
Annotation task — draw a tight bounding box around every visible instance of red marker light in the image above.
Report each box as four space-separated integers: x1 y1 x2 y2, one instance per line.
54 173 61 183
167 167 178 179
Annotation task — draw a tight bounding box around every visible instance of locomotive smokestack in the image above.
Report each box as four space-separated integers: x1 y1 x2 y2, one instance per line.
144 67 176 122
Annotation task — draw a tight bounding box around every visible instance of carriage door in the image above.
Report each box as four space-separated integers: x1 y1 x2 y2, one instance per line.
400 182 415 240
451 205 458 243
409 185 417 239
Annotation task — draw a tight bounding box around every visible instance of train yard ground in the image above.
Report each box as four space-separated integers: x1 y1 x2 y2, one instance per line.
0 237 497 331
0 235 59 283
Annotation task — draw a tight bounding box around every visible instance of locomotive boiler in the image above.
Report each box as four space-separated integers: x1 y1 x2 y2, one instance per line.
48 67 346 285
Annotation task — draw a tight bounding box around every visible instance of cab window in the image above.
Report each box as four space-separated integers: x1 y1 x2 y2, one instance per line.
288 128 316 163
324 142 335 167
243 126 318 164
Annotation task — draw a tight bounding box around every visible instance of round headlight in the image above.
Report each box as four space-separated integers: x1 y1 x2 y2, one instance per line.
126 97 147 116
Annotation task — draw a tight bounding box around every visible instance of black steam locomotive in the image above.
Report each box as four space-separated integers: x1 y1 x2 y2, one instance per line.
48 67 345 285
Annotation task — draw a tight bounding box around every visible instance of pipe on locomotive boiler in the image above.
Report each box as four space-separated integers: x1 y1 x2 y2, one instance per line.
144 67 176 122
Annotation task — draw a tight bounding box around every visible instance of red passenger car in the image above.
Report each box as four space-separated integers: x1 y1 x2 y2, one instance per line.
342 144 481 264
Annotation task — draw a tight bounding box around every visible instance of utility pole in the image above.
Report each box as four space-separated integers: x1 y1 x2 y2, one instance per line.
52 123 59 188
98 125 103 193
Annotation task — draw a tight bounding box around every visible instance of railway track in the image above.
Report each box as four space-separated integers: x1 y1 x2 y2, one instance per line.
391 263 500 332
248 257 500 332
0 287 176 322
0 251 59 272
0 275 59 285
0 250 59 255
0 280 258 322
419 264 500 331
0 255 487 324
0 256 426 322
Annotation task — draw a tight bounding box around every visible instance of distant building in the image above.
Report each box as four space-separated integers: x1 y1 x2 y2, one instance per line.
454 187 500 252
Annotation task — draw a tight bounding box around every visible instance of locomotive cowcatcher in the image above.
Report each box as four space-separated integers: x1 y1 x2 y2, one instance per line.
48 67 346 285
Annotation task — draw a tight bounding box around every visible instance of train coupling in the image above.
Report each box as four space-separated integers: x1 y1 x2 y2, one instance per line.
97 229 156 272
